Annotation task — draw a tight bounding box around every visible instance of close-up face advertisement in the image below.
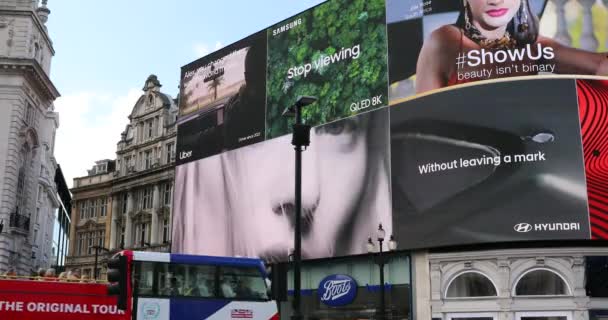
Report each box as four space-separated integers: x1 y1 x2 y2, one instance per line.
173 0 608 261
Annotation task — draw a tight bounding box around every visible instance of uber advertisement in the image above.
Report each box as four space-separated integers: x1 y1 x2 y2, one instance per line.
177 31 267 165
390 78 590 249
387 0 608 104
265 0 389 139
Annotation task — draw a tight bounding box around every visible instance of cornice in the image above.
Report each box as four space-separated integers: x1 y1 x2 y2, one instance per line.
0 58 60 100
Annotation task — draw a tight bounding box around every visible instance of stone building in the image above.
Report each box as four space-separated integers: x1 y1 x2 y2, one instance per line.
66 75 177 279
0 0 61 274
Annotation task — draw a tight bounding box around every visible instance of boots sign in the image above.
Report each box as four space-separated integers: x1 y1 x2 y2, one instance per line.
317 275 357 307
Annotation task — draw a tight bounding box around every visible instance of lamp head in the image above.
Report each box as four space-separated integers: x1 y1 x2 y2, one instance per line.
282 96 318 118
295 96 318 108
377 224 386 242
366 237 375 253
388 235 397 251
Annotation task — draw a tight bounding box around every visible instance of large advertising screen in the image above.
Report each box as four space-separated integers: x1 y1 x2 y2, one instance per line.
174 0 608 260
387 0 608 103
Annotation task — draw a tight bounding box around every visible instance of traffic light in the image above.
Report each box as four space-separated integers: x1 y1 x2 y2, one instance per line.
106 254 128 310
269 262 288 301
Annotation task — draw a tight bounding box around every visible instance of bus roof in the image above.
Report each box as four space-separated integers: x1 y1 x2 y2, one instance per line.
129 251 267 275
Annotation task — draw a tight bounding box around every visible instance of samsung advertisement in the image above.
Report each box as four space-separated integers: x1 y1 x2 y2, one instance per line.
174 0 608 261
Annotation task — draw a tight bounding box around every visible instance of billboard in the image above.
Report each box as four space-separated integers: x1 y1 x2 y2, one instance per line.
174 0 608 260
173 109 391 260
387 0 608 103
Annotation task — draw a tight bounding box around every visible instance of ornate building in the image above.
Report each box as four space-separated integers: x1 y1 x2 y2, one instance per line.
0 0 61 274
66 75 177 279
66 160 114 279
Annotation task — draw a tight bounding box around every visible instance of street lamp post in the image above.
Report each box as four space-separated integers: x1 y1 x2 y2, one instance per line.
282 95 318 320
92 245 110 280
366 224 397 320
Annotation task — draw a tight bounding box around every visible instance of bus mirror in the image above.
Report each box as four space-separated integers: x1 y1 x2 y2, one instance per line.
106 254 128 310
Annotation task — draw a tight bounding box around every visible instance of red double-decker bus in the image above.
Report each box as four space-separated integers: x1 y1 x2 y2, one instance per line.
0 277 131 320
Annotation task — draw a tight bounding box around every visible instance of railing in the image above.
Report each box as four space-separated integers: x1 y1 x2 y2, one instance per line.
9 212 30 232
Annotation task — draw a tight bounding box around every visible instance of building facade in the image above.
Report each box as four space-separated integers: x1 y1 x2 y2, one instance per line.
65 160 114 280
0 0 61 274
66 75 177 279
51 164 70 271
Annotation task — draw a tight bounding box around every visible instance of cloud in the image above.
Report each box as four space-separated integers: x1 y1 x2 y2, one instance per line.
54 89 142 188
193 41 223 58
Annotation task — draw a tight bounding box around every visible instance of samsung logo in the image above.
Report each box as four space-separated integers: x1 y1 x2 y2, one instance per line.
514 222 581 233
272 18 302 36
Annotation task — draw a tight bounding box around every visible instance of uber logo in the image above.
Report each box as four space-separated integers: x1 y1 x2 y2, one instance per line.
514 223 533 233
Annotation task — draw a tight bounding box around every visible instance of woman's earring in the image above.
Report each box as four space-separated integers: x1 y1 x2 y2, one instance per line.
518 0 529 32
464 1 472 30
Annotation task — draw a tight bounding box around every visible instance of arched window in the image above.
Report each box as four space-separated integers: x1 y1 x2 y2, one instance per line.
15 145 31 211
514 269 570 296
446 271 497 298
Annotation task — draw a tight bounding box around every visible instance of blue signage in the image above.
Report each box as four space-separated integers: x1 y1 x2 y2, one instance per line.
318 274 357 307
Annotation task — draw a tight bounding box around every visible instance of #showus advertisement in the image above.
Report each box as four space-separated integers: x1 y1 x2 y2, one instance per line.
387 0 608 103
390 78 590 249
265 0 389 139
177 31 267 165
172 109 392 261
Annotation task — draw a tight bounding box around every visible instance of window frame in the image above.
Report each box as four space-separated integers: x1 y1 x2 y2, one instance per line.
444 270 498 299
515 311 572 320
512 268 572 297
132 261 270 302
446 312 498 320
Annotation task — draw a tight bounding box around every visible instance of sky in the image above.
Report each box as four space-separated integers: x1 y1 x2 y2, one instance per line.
48 0 326 187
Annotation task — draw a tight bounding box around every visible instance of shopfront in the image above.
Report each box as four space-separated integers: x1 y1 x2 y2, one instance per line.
279 253 412 320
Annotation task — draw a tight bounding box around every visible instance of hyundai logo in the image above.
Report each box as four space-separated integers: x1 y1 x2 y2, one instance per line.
514 223 533 233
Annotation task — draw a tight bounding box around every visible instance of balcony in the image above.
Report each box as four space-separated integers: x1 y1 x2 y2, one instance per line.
10 212 30 234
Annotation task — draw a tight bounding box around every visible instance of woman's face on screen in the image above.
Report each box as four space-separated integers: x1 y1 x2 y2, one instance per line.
467 0 520 30
230 116 369 262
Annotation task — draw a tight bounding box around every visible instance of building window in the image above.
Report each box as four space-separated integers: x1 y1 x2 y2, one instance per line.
98 230 105 248
162 218 170 244
166 143 174 164
87 232 95 255
121 193 128 214
36 207 40 223
16 168 26 209
514 269 570 296
120 226 125 249
80 202 86 220
90 199 97 218
100 197 107 217
142 187 153 209
162 183 172 206
25 103 35 126
77 233 85 256
446 271 498 298
146 120 153 139
135 222 150 247
144 150 152 170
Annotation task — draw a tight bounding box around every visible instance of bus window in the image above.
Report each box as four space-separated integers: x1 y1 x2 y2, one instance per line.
183 265 215 298
158 264 185 296
219 266 268 301
134 261 156 296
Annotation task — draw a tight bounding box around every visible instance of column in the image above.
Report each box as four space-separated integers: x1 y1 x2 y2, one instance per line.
124 191 134 248
151 184 160 244
552 0 571 46
109 194 120 250
579 0 598 51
